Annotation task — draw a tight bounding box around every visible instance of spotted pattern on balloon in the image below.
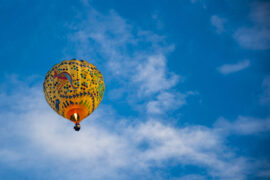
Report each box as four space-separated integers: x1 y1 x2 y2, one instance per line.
43 59 105 122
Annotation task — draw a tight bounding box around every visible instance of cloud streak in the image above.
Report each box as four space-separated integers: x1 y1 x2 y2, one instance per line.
215 116 270 135
217 60 250 75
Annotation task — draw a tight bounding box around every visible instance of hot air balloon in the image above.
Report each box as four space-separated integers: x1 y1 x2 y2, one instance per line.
43 59 105 131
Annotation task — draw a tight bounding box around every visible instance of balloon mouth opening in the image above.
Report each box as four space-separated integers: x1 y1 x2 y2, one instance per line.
70 113 80 122
65 105 88 123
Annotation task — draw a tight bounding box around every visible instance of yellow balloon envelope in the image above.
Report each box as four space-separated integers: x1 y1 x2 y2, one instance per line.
43 59 105 131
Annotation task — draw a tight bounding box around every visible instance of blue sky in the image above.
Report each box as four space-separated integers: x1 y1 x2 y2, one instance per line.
0 0 270 179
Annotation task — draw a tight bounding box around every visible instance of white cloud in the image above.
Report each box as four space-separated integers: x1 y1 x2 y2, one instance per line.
68 9 173 79
0 78 248 179
67 6 181 114
211 15 226 34
133 55 179 95
214 116 270 135
234 28 270 50
234 2 270 50
147 91 195 115
217 60 250 75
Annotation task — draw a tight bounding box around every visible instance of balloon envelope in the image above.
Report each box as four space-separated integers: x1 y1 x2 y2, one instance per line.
43 59 105 123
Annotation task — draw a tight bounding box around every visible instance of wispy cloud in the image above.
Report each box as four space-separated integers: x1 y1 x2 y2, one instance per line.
234 28 270 50
67 9 173 80
0 77 249 180
146 92 185 114
214 116 270 135
66 5 186 115
213 115 270 178
217 60 250 75
132 55 179 95
147 91 195 115
234 2 270 50
210 15 226 34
